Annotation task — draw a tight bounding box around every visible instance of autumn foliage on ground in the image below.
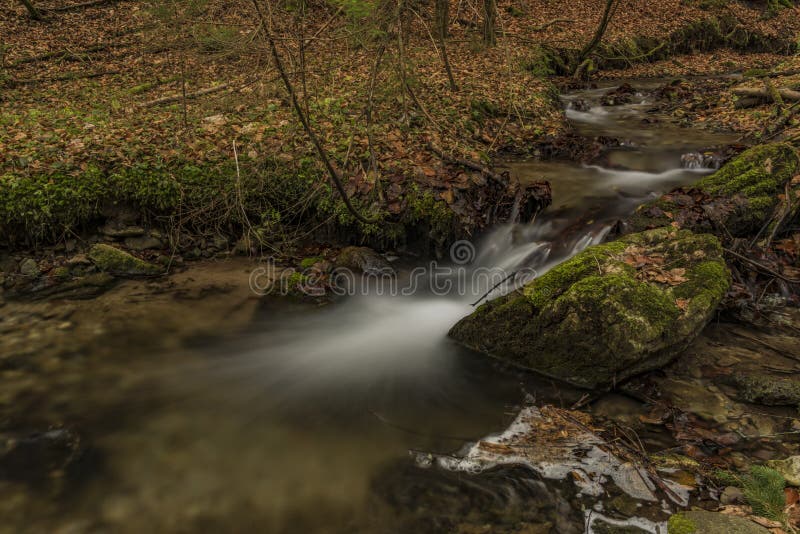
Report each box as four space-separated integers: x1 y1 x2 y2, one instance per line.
0 0 798 248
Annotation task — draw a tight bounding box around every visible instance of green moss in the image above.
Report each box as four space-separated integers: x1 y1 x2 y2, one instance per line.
299 256 324 269
733 374 800 406
697 143 799 224
451 228 730 389
403 184 457 246
88 244 163 276
672 260 730 315
52 266 71 281
667 513 696 534
629 143 800 236
0 157 324 246
0 166 106 243
650 453 700 470
710 466 787 522
523 239 627 308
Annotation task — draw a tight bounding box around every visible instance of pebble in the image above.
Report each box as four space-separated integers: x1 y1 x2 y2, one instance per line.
721 485 745 504
19 258 40 278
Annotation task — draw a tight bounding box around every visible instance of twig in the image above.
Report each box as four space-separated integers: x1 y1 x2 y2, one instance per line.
138 81 234 107
426 143 505 182
7 69 120 85
249 0 379 225
9 41 130 68
471 270 517 306
723 247 800 284
43 0 127 12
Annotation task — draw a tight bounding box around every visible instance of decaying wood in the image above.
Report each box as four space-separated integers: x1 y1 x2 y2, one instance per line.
9 41 131 68
8 70 120 86
426 143 505 182
138 81 234 107
733 86 800 104
44 0 124 12
19 0 43 20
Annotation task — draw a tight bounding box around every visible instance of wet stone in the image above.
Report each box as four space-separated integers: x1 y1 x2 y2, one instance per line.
19 258 40 278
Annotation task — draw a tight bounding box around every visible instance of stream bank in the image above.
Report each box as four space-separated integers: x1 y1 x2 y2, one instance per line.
1 77 800 533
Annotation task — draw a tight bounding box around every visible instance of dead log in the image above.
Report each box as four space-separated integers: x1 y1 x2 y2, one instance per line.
138 82 233 107
733 86 800 108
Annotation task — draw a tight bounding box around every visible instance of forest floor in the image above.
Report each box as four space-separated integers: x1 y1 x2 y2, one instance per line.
1 0 799 254
3 1 800 531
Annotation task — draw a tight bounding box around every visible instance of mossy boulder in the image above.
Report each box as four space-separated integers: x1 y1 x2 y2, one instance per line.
767 456 800 486
668 511 769 534
731 374 800 407
626 143 799 237
449 228 730 390
335 246 393 274
88 244 163 277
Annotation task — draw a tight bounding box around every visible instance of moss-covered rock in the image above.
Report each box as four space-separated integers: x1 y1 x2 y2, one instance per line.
767 456 800 487
88 244 163 277
449 228 730 390
625 143 799 237
731 373 800 406
668 511 769 534
336 246 393 274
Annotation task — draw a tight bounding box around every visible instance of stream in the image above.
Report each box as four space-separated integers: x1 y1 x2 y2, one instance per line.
1 81 742 533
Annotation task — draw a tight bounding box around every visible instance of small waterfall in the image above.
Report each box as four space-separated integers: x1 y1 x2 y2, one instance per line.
680 151 721 170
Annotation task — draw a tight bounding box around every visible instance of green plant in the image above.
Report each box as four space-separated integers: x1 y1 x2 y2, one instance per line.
744 466 786 521
191 24 239 53
713 466 786 522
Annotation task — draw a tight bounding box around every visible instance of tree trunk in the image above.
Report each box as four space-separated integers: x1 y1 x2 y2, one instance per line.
574 0 618 75
482 0 496 47
435 0 458 90
435 0 448 38
19 0 43 20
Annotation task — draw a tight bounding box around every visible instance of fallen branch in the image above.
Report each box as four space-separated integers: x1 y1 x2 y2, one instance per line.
724 247 800 284
471 270 517 306
43 0 126 12
9 41 131 68
426 143 505 182
531 18 574 31
732 86 800 103
138 81 233 107
8 69 120 86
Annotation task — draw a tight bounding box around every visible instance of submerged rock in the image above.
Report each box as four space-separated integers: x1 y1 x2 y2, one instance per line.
449 227 730 390
731 373 800 407
19 258 40 278
625 143 800 237
667 511 769 534
335 246 393 274
0 427 84 484
88 244 163 277
418 404 687 505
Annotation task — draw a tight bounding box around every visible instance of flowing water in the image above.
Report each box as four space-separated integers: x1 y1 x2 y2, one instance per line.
1 82 741 533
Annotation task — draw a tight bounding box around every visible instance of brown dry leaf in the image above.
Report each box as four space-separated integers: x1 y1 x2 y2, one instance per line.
675 298 690 311
718 504 751 517
749 515 784 529
668 268 688 284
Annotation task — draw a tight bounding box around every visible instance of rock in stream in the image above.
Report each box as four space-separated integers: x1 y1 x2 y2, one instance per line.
449 227 730 390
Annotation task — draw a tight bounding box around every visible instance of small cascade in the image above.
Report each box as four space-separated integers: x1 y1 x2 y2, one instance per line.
680 151 721 170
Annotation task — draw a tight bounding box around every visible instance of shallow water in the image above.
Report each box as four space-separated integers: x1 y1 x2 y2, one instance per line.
0 82 741 533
